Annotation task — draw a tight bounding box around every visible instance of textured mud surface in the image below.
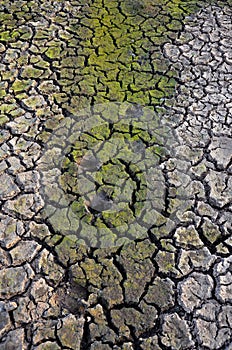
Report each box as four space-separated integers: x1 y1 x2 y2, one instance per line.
0 0 232 349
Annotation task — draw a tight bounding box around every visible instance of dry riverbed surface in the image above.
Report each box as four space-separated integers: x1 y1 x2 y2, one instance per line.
0 0 231 349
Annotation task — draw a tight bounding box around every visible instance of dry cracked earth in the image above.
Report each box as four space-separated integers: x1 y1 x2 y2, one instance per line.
0 0 232 349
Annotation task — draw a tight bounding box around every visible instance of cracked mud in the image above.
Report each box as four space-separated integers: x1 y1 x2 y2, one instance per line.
0 0 231 349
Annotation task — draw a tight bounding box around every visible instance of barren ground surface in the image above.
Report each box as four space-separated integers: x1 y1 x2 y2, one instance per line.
0 0 231 349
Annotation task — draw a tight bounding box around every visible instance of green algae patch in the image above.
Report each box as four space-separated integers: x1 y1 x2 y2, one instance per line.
0 0 217 121
55 0 211 112
0 0 228 117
